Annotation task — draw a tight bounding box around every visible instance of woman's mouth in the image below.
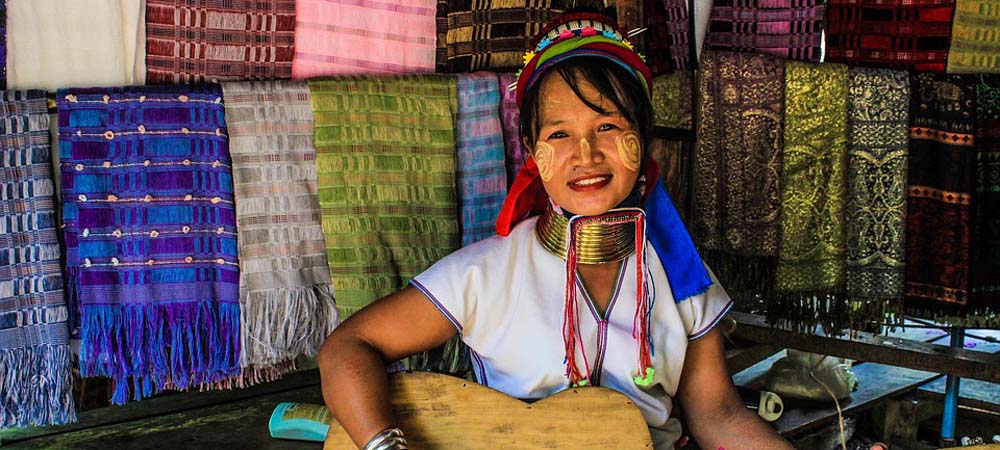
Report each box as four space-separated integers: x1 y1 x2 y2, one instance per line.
568 175 612 191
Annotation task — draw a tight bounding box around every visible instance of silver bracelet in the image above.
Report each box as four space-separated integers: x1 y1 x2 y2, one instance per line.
362 427 408 450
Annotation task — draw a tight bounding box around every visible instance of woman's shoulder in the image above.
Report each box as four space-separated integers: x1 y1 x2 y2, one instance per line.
421 216 541 274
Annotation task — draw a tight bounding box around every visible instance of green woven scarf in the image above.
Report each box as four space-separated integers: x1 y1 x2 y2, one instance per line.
775 61 849 330
310 75 460 319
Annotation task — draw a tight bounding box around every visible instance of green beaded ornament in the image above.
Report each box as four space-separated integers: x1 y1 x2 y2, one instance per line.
633 367 655 388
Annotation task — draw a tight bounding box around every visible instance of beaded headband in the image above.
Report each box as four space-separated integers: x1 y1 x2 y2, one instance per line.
513 12 653 107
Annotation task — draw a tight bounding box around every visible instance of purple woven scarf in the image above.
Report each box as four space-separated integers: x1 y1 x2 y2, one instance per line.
58 85 241 404
706 0 825 62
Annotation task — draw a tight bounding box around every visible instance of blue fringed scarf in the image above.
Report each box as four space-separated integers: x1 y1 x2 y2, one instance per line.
58 85 241 404
0 90 77 427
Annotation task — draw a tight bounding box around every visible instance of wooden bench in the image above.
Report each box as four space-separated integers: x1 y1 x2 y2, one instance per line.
324 371 653 450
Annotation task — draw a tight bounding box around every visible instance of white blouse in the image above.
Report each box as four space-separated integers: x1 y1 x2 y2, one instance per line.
412 217 732 450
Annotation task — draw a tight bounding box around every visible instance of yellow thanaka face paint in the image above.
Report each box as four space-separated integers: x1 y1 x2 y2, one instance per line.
534 141 556 181
616 131 641 172
579 138 592 161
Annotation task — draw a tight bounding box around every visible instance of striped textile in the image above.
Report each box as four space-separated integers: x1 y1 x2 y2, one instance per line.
221 80 339 370
58 85 241 404
1 2 6 89
644 0 691 73
7 0 145 91
775 62 849 325
309 76 460 318
970 75 1000 325
946 0 1000 74
436 0 565 72
292 0 436 78
905 73 977 316
825 0 955 73
499 72 527 188
693 51 784 310
145 0 296 84
0 91 76 428
845 67 909 307
706 0 825 62
455 73 506 246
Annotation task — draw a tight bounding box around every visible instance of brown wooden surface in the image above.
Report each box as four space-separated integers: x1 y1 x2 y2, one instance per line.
732 351 941 437
616 0 641 36
0 369 322 445
3 384 324 450
730 311 1000 384
324 371 653 450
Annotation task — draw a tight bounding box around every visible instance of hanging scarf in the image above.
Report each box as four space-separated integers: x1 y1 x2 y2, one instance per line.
220 80 339 373
946 0 1000 74
0 91 76 428
652 71 693 130
436 0 566 73
845 67 910 320
292 0 436 79
644 0 692 73
706 0 825 62
692 51 785 307
145 0 295 84
499 72 527 188
58 85 241 404
1 2 6 89
775 61 849 331
7 0 145 90
309 75 460 319
825 0 955 73
905 73 977 321
970 75 1000 326
455 73 507 246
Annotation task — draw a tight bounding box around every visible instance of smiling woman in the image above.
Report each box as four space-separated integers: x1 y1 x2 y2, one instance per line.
317 11 797 450
525 67 642 216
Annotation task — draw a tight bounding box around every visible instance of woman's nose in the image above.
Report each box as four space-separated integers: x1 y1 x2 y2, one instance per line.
576 138 602 165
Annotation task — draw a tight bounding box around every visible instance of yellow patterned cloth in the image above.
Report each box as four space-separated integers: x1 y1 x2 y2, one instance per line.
947 0 1000 74
309 76 460 319
776 61 849 295
652 71 693 130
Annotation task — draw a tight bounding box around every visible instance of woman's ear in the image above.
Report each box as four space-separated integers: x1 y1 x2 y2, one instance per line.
522 137 534 160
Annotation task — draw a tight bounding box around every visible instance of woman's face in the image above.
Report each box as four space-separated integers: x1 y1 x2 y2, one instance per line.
529 73 642 216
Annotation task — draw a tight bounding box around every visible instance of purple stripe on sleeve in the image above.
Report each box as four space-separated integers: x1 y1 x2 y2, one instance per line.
410 279 463 332
689 300 734 340
471 350 489 387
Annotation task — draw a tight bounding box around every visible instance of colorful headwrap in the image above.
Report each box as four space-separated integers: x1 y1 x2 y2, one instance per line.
513 13 653 108
498 12 712 389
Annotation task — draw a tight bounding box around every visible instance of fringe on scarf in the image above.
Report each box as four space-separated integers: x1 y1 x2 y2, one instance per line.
0 345 77 428
702 249 776 315
205 360 299 391
902 297 1000 329
78 301 241 405
764 292 901 337
240 284 339 369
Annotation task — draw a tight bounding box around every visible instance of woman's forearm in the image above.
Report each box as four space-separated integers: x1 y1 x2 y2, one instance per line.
318 333 396 449
696 403 796 450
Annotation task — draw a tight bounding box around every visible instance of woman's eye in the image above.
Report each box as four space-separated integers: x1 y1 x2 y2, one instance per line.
598 123 619 132
547 131 568 139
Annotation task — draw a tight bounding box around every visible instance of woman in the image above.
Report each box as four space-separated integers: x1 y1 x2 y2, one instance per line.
318 13 796 450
